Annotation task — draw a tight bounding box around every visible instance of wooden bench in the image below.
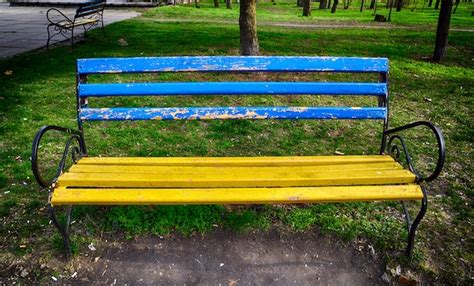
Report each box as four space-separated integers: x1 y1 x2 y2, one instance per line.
31 56 445 260
46 0 106 48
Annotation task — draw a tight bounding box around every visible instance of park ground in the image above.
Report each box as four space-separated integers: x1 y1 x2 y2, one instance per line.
0 1 473 284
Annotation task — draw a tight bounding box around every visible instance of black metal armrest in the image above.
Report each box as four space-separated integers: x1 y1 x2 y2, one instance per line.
46 8 73 26
31 125 86 188
384 121 445 183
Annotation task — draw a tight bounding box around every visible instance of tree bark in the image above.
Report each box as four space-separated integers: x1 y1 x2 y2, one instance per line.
360 0 364 11
396 0 403 11
434 0 440 9
303 0 311 16
195 0 200 8
428 0 433 7
327 0 332 9
214 0 219 7
369 0 376 9
226 0 232 8
331 0 338 12
239 0 259 55
452 0 460 14
319 0 327 9
297 0 302 7
343 0 350 9
433 0 453 62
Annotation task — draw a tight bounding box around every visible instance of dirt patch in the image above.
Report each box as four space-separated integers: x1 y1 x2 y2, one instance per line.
67 230 385 285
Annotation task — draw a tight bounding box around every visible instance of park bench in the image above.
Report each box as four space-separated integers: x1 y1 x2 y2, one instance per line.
31 56 445 260
46 0 106 48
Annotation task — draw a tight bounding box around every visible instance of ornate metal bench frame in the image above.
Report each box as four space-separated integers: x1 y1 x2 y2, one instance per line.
31 56 445 260
46 0 106 48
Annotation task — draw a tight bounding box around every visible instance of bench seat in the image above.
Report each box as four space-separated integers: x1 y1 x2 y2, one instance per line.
51 155 423 205
55 18 99 29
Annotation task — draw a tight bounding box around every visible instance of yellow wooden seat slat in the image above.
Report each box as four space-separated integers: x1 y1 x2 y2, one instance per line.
77 155 396 167
57 18 98 28
68 162 404 174
57 169 415 188
51 185 423 206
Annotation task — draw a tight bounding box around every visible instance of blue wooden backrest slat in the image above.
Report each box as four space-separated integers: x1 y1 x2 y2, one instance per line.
80 107 387 121
78 82 388 97
77 56 389 74
76 56 389 122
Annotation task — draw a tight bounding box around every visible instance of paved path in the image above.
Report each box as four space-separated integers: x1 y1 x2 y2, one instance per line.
0 3 139 59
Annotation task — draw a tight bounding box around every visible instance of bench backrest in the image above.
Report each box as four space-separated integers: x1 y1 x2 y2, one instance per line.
76 56 389 127
75 0 106 19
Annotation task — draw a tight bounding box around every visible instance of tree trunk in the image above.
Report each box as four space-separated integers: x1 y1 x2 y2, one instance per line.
433 0 453 62
331 0 339 12
343 0 350 9
239 0 259 55
428 0 433 7
327 0 332 9
452 0 460 14
195 0 200 8
388 3 393 20
303 0 311 16
369 0 375 9
434 0 440 9
297 0 302 7
214 0 219 7
360 0 364 11
319 0 327 9
226 0 232 8
396 0 403 11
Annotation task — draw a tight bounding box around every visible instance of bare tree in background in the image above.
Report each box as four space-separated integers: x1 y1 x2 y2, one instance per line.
303 0 311 16
433 0 453 62
240 0 259 55
331 0 339 12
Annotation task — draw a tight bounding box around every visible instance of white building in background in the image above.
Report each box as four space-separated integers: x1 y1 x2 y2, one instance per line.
7 0 170 6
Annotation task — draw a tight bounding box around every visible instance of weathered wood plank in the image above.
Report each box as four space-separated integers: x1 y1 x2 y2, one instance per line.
77 56 389 74
51 185 423 205
79 107 387 121
57 169 416 188
68 162 403 174
77 155 396 166
78 82 388 97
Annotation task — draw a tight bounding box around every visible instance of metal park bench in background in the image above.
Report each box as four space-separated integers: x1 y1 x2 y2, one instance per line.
31 56 445 260
46 0 106 48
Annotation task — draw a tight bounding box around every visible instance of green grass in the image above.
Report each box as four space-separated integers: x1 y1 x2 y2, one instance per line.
145 1 474 28
0 2 473 284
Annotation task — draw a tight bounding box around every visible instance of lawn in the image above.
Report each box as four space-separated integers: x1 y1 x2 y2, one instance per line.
0 1 473 284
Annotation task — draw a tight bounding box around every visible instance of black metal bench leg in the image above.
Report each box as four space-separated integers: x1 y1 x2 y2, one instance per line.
48 204 73 260
101 18 106 37
404 186 428 258
46 24 53 49
71 27 74 47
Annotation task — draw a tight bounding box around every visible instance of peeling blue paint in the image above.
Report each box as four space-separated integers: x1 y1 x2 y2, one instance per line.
76 56 390 124
77 56 389 74
80 107 387 121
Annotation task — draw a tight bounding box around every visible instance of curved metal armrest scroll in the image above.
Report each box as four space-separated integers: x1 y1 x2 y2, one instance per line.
46 8 73 26
384 121 445 183
31 126 86 188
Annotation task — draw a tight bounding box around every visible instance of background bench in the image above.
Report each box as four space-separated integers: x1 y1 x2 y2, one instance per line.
31 56 445 260
46 0 106 48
